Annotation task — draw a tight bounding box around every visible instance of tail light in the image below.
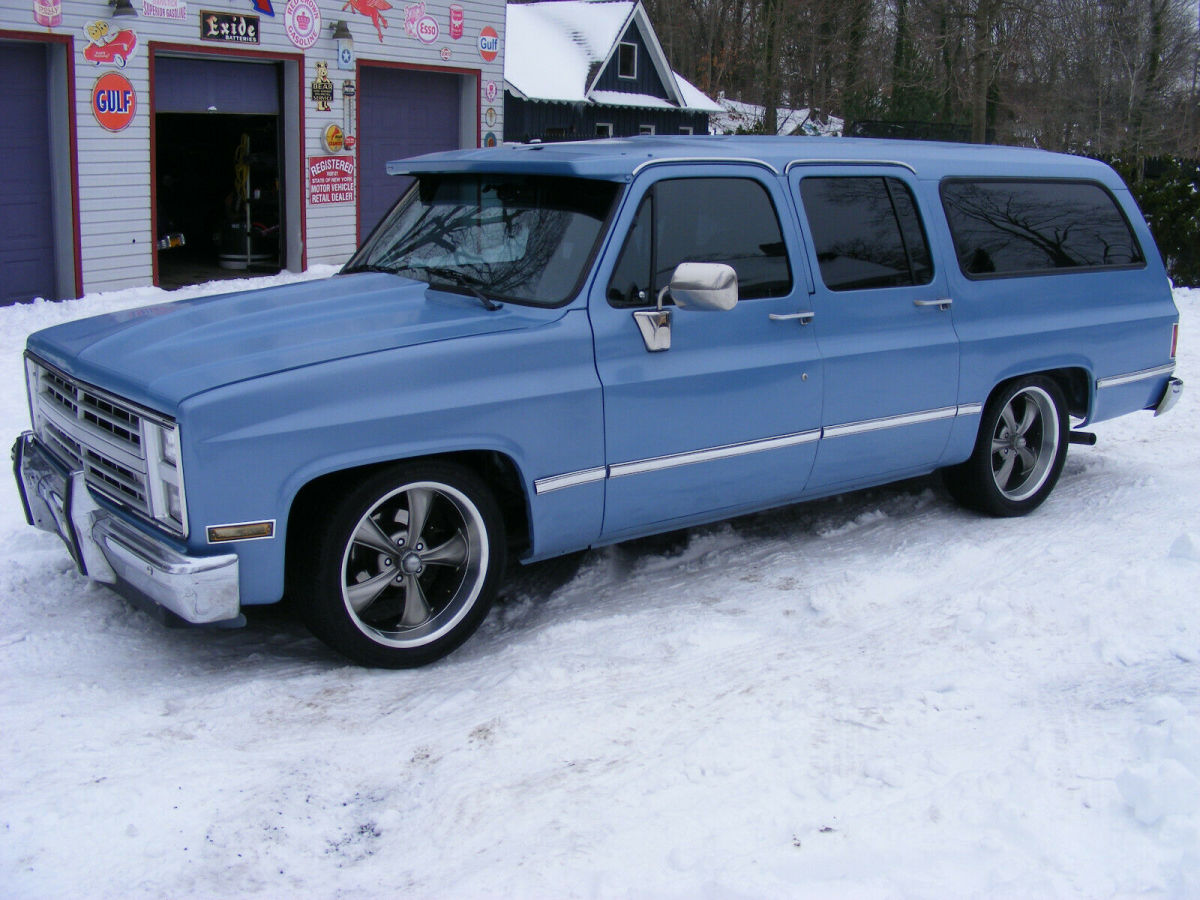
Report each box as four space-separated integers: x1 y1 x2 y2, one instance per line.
1170 322 1178 360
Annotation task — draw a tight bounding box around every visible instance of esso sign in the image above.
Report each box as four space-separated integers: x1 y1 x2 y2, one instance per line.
416 14 439 43
478 26 498 62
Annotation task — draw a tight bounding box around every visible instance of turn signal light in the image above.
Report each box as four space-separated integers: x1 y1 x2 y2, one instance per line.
207 521 275 543
1170 322 1178 359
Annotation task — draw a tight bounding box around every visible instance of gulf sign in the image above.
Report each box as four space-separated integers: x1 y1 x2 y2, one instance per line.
478 25 498 62
91 72 136 131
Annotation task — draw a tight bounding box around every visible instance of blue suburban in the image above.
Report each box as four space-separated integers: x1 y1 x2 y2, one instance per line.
13 136 1184 666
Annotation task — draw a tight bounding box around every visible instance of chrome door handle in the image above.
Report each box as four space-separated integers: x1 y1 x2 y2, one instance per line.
914 298 953 310
769 311 815 324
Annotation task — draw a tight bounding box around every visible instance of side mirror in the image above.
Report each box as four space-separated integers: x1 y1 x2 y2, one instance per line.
665 262 739 311
633 262 739 353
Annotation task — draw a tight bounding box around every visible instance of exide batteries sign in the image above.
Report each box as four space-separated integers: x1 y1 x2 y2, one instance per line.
91 72 136 131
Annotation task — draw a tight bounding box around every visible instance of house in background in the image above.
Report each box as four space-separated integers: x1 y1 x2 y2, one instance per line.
504 0 720 142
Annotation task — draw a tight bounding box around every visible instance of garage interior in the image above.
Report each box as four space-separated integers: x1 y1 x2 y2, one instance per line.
154 56 285 290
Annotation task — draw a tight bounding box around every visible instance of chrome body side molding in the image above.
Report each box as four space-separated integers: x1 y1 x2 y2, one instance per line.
1096 363 1176 390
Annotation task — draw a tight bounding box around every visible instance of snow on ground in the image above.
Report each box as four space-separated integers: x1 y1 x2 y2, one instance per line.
1 277 1197 898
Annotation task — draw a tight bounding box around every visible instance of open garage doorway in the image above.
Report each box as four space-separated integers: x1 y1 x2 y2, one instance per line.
153 55 286 289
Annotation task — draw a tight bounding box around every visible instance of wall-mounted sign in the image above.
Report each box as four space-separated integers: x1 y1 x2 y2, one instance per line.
248 0 275 15
83 22 139 67
440 47 450 61
341 80 356 146
484 106 496 127
322 123 344 153
484 80 497 103
201 11 260 43
311 60 334 111
342 0 390 43
142 0 187 21
483 132 497 148
91 72 136 132
309 155 355 205
404 1 438 43
33 0 61 28
478 25 498 62
284 0 320 48
448 4 463 39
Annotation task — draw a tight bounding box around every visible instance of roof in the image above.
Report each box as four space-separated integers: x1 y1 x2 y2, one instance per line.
387 134 1128 188
505 0 722 113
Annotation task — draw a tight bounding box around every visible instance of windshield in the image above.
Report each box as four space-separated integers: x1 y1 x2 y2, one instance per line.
345 174 620 307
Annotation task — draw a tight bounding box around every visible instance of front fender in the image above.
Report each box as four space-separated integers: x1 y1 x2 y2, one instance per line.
176 309 605 605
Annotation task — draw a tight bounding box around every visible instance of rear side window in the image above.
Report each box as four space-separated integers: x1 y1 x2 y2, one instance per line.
799 176 934 292
606 177 792 307
940 179 1145 277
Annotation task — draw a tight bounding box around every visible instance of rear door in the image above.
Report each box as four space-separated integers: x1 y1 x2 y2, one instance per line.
788 167 962 491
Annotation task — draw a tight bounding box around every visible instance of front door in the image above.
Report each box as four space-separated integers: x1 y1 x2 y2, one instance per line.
589 167 823 541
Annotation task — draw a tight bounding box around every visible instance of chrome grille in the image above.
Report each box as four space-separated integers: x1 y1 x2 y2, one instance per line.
26 356 184 535
39 367 143 452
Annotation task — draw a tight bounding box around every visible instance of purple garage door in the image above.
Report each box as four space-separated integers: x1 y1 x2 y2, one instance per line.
155 55 280 114
358 66 462 237
2 41 57 305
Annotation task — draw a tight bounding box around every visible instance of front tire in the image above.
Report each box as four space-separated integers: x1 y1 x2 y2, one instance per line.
944 376 1069 517
296 461 505 668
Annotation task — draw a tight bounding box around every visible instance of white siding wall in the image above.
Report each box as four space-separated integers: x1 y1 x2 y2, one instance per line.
0 0 505 292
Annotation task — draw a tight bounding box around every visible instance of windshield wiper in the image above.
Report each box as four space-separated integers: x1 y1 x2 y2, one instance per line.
423 268 503 311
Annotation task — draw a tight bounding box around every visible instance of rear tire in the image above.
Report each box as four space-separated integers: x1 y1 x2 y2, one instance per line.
943 376 1069 517
295 461 505 668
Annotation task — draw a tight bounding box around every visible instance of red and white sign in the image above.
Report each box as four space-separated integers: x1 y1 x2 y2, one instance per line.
91 72 136 132
309 155 355 205
478 25 498 62
33 0 61 27
448 4 463 39
285 0 321 49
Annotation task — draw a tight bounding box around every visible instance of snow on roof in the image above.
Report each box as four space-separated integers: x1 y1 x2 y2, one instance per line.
709 95 844 136
674 72 723 114
505 0 720 112
588 90 675 110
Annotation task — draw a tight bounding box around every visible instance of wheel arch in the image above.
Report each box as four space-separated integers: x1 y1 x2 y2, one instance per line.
285 449 532 593
986 365 1092 421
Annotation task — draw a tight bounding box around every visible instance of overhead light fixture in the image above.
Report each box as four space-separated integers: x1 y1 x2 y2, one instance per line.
331 20 354 69
109 0 137 17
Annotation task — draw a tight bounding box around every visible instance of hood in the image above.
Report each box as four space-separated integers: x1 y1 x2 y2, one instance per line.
27 273 554 411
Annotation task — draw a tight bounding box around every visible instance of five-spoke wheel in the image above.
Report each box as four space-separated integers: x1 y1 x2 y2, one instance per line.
944 375 1069 517
296 462 505 667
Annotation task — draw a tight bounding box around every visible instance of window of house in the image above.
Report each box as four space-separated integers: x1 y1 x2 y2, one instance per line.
606 177 792 307
799 176 934 291
678 126 694 135
595 123 613 138
940 179 1145 277
618 42 637 79
639 124 655 135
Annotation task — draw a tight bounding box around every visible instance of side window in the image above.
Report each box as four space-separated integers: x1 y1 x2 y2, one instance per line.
940 179 1146 277
799 176 935 292
607 177 792 308
607 194 652 306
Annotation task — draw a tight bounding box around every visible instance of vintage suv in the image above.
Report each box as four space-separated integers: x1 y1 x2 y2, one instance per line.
13 136 1183 667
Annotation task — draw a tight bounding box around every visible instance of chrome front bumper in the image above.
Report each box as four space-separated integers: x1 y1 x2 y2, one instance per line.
12 432 241 624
